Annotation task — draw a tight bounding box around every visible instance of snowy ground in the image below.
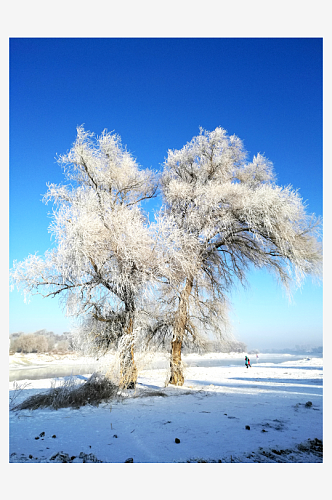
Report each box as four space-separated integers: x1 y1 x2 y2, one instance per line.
9 352 323 464
9 351 93 369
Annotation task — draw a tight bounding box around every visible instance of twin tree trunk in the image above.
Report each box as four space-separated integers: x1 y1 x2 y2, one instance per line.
169 278 193 386
116 278 193 389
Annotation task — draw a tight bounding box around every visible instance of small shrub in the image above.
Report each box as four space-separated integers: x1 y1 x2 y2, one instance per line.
10 373 120 411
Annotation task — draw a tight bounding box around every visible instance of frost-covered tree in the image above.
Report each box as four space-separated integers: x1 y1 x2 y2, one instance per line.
144 209 232 364
160 127 322 385
11 126 160 388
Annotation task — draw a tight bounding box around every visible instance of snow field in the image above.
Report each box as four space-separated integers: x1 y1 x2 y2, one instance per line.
9 355 323 464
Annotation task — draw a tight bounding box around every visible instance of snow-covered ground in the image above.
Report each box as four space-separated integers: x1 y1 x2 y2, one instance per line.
9 352 323 464
9 351 93 369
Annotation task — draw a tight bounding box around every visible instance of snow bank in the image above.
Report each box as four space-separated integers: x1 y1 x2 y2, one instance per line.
9 352 95 369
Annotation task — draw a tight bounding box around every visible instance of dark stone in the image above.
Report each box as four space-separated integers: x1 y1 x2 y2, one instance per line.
35 437 39 440
50 452 72 463
245 425 250 430
39 432 45 437
71 456 76 461
125 458 134 463
175 438 180 443
29 455 33 459
305 401 313 407
113 434 118 438
78 451 103 463
52 435 56 438
261 429 267 433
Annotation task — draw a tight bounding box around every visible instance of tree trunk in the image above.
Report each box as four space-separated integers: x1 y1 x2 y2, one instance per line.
119 317 138 389
169 277 193 386
169 337 184 385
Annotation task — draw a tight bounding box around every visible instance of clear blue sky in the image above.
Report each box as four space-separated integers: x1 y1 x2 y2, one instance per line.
9 38 323 350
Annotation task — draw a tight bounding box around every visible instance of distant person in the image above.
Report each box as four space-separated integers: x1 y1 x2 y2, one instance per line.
248 358 251 368
245 356 248 368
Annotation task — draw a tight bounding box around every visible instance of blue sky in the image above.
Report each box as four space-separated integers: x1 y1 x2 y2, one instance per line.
9 38 323 350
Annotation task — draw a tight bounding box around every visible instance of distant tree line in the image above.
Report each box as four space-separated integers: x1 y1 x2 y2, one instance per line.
9 330 74 354
9 329 246 356
182 339 247 354
263 345 323 355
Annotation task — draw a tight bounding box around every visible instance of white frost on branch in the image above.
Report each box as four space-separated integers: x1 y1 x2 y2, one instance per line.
157 127 322 353
11 127 164 367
